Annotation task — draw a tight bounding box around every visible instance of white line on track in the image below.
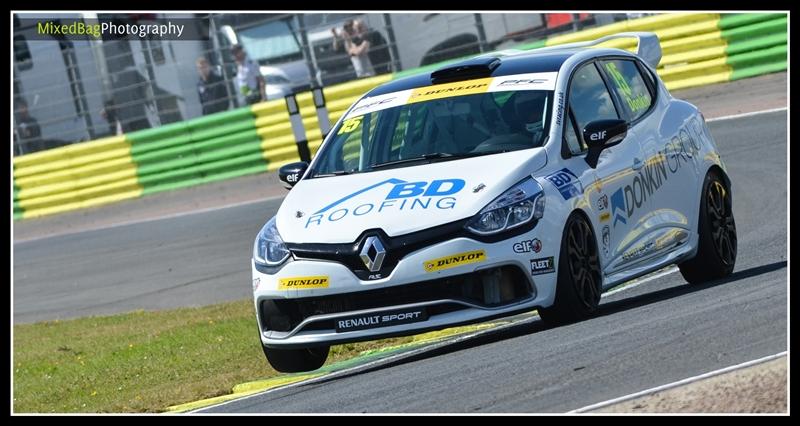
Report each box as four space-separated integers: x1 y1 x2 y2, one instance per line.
569 351 788 413
705 106 787 122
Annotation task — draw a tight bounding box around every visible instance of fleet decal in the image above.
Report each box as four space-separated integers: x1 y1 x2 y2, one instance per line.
424 250 486 273
278 276 330 290
599 212 611 223
601 225 610 257
610 124 700 228
513 238 542 253
530 256 556 275
545 168 583 200
344 72 558 119
306 178 465 228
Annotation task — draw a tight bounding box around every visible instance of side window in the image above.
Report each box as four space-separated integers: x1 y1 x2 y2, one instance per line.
641 62 657 89
601 59 653 122
564 109 583 154
568 62 619 142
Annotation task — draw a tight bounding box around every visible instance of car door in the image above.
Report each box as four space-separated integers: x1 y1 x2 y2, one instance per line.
561 60 648 282
598 58 698 269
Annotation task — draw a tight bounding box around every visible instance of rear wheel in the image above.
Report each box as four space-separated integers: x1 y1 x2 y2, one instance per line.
539 213 602 326
678 172 737 284
262 345 329 373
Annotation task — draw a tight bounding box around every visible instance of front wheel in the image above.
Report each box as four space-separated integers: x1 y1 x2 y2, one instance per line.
539 213 602 326
678 171 737 284
262 345 329 373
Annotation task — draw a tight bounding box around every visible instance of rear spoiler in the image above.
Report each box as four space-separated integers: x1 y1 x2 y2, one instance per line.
532 32 662 68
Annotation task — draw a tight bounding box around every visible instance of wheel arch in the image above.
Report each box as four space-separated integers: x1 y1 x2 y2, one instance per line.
569 207 598 241
705 164 733 204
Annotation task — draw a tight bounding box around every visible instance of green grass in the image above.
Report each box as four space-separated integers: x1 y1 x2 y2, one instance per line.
13 299 416 413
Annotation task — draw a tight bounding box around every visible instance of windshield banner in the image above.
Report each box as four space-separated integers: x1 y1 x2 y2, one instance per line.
345 72 558 119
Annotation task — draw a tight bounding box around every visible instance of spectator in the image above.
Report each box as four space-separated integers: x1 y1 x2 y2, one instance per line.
111 67 152 132
332 19 375 78
232 44 266 105
14 98 43 153
357 20 392 75
196 56 230 115
100 98 123 136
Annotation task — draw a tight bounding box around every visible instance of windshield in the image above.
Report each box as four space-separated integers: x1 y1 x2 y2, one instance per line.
310 77 554 177
238 20 301 63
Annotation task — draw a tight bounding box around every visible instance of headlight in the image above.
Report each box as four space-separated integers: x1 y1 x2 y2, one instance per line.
466 177 545 235
253 217 290 266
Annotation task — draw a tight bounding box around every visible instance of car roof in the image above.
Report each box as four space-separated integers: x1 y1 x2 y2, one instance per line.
365 49 584 97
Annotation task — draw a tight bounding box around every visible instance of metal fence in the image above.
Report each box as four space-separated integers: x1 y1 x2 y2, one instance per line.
12 12 631 156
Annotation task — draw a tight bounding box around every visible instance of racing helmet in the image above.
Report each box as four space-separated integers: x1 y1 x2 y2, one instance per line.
511 91 546 134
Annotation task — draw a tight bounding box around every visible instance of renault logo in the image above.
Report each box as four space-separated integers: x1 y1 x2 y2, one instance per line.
359 236 386 272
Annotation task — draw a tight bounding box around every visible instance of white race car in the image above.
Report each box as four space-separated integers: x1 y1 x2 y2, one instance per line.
251 32 737 372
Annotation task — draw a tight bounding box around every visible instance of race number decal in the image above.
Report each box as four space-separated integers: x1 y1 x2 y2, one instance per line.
337 117 363 135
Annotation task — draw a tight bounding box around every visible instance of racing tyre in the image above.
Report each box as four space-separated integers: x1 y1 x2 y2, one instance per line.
262 345 329 373
678 171 737 284
539 213 602 326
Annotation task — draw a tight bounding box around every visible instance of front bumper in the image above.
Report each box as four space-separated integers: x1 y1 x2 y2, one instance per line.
253 236 559 348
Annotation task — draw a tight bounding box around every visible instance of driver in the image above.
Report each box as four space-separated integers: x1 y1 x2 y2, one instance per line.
511 91 547 143
469 91 549 153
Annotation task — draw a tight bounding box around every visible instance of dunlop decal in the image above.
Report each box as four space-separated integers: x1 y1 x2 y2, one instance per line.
344 72 558 119
278 276 330 290
408 78 493 103
424 250 486 272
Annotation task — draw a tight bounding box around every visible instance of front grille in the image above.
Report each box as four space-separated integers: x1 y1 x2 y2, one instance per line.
285 222 466 281
260 265 532 332
281 219 538 280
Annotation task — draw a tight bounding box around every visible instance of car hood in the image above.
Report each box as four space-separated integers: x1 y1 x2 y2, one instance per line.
275 149 548 244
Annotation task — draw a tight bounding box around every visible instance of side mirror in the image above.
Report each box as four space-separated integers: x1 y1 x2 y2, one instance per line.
583 119 627 169
278 161 308 189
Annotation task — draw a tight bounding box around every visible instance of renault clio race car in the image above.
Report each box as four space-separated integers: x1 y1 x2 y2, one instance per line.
251 32 737 372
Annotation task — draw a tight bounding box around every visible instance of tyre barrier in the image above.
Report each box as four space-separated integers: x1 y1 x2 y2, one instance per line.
13 75 391 219
540 12 787 91
12 13 785 220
